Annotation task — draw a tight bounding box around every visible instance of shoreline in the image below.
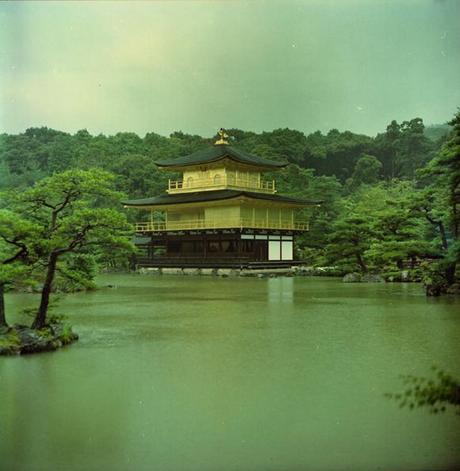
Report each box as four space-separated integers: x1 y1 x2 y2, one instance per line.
137 266 343 278
0 323 78 356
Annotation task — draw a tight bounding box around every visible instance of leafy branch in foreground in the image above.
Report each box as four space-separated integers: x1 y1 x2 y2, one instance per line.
385 366 460 415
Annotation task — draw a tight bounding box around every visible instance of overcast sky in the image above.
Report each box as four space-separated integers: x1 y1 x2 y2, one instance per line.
1 0 459 138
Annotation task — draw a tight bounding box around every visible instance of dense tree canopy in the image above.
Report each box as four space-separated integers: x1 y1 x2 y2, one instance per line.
0 113 456 292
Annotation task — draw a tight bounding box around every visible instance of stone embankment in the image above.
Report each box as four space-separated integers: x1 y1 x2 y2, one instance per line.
137 266 339 278
342 272 385 283
137 267 408 284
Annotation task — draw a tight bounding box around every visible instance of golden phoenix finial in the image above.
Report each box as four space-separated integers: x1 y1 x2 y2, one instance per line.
214 128 229 145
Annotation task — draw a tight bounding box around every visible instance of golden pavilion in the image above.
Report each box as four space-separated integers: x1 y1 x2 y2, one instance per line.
123 129 320 268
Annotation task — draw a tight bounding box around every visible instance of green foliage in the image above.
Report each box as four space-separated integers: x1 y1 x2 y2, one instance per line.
47 312 68 325
386 366 460 415
303 129 374 180
0 169 134 328
0 114 456 289
109 154 165 198
373 120 401 179
56 254 98 292
59 323 76 344
326 213 374 273
17 168 134 260
346 154 382 190
424 124 452 143
0 209 41 308
411 110 460 287
325 181 441 274
0 121 438 190
21 296 63 320
0 329 20 353
435 111 460 235
396 118 434 178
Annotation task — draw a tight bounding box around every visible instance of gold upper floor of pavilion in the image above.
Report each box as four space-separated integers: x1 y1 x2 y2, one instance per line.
167 172 276 194
156 130 287 195
122 130 322 233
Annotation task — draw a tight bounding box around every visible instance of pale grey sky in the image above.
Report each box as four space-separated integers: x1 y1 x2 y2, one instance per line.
1 0 459 137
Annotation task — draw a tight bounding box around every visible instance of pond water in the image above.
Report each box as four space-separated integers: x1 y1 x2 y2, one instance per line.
1 274 459 471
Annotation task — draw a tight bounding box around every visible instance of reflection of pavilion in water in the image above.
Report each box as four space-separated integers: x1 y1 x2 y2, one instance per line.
268 277 294 304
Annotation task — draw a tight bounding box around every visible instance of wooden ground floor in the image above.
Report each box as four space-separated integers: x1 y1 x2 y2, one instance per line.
133 229 302 268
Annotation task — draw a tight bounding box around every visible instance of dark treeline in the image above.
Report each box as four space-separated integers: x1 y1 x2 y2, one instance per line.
0 116 458 293
0 120 449 190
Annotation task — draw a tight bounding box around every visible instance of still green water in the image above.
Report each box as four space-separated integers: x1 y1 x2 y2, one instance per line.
1 275 459 471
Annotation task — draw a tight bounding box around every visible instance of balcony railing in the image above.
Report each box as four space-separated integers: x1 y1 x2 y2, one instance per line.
135 218 309 233
168 176 276 194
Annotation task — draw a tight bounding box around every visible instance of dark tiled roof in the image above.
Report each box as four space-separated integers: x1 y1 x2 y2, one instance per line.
155 145 287 169
122 189 321 207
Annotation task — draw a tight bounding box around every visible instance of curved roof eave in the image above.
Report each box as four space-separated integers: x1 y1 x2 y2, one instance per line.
155 145 288 169
122 189 322 208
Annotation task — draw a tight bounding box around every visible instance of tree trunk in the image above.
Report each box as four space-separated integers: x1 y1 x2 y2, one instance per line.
453 202 458 240
445 262 457 286
356 253 368 273
0 283 8 328
438 221 449 251
32 252 58 329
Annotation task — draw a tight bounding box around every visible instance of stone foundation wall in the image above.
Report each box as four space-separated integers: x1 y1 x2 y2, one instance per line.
137 266 315 278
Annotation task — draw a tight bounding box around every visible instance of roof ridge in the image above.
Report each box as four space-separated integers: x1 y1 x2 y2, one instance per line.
154 143 287 169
